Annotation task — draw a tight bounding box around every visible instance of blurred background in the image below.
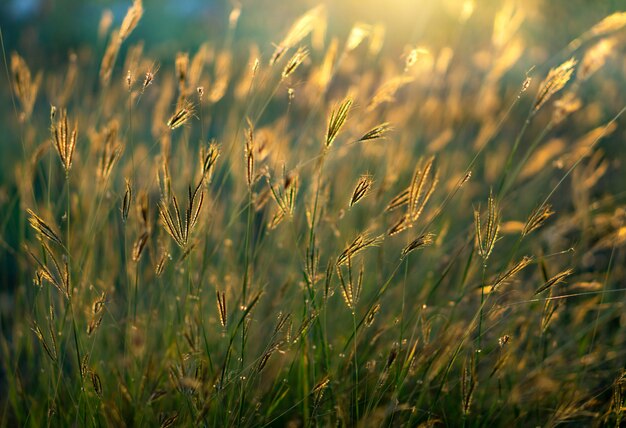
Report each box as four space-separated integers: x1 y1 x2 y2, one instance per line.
2 0 626 185
2 0 626 67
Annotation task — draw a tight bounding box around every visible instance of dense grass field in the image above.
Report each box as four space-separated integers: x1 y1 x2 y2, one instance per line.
2 0 626 426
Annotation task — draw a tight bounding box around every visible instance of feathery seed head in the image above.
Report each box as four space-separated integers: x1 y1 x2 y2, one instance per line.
474 191 500 262
401 233 435 258
282 46 309 79
533 58 577 113
349 174 374 207
119 0 143 42
167 101 195 130
52 109 78 175
355 122 391 143
325 96 352 148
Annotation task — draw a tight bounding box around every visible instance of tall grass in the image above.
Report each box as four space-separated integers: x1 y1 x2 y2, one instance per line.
1 2 626 426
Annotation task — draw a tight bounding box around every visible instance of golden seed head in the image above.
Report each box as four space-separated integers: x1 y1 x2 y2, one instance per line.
408 156 438 223
100 31 121 86
325 96 353 148
535 268 574 295
337 257 363 311
51 109 78 175
282 46 309 79
167 101 195 130
271 5 324 65
474 191 500 262
533 58 577 113
349 174 374 207
589 12 626 38
401 233 435 258
491 256 533 291
200 141 220 183
27 209 62 246
142 62 159 92
578 38 616 82
98 120 123 181
522 204 554 236
216 290 227 328
337 233 384 266
11 52 41 120
244 120 255 189
122 179 133 222
132 232 149 262
119 0 143 42
158 185 204 248
355 122 391 143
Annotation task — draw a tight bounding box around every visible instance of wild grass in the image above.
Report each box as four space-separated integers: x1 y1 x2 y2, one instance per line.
1 1 626 426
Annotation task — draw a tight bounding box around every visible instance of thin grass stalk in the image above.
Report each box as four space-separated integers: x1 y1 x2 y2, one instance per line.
495 110 533 197
133 261 139 321
128 79 136 184
499 120 554 199
64 175 86 418
352 308 359 423
477 263 487 354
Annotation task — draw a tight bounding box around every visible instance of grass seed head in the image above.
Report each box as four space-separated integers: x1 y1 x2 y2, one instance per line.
132 231 149 262
244 120 255 189
535 268 574 295
355 122 391 143
408 156 438 222
337 232 384 266
216 290 227 328
474 191 500 262
282 46 309 79
271 5 324 65
325 96 353 149
11 52 42 120
491 256 533 291
158 185 204 248
142 62 160 92
167 101 195 130
122 179 133 222
100 31 121 86
27 209 62 246
522 204 554 236
119 0 143 42
52 109 78 175
533 58 577 113
401 233 435 258
349 174 374 207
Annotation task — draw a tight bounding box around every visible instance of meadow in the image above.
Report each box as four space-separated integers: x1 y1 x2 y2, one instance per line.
1 0 626 426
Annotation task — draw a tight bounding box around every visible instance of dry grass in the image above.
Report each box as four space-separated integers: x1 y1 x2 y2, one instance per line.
1 2 626 427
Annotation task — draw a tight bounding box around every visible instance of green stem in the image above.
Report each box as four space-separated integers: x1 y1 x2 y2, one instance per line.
499 120 553 199
133 262 139 322
352 310 359 423
477 263 487 354
128 88 136 185
238 190 253 426
66 176 84 409
496 116 532 197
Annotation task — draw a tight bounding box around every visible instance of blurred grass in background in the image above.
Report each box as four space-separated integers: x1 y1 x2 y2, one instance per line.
2 0 625 181
3 0 626 61
2 0 626 426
